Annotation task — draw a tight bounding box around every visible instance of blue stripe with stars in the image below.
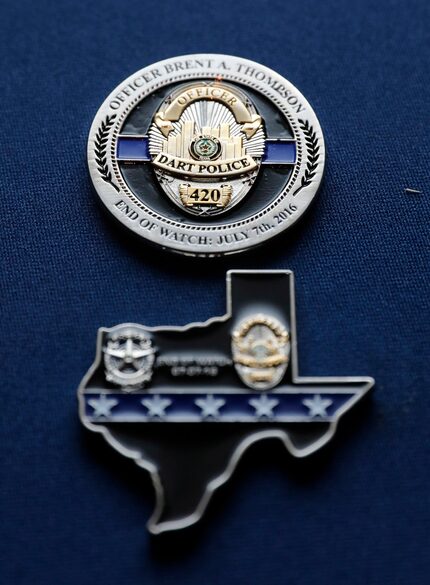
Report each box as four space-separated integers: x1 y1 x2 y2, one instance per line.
83 392 355 423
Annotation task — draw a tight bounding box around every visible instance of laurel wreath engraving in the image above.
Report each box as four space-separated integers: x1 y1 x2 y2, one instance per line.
94 115 119 191
293 119 320 196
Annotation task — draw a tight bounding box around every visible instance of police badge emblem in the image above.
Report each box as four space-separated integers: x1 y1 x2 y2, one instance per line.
88 55 325 256
78 270 374 534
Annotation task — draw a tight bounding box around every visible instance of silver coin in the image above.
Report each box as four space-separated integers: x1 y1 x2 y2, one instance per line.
88 54 325 256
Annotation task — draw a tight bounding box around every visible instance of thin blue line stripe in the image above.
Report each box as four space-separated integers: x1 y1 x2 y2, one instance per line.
116 136 296 164
84 392 353 422
117 136 151 161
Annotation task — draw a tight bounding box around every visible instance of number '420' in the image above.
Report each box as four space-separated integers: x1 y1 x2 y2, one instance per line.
179 185 232 208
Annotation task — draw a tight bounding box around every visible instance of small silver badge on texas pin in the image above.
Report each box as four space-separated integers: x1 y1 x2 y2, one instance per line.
78 270 374 534
88 55 325 256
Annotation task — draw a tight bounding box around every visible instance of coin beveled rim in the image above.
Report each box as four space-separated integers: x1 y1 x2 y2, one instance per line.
87 54 325 256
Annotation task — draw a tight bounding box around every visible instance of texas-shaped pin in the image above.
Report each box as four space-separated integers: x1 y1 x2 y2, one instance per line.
78 270 374 533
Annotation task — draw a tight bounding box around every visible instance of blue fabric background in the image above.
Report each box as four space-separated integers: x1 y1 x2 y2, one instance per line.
1 0 429 583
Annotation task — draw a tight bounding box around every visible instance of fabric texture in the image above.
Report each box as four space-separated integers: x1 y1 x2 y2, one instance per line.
1 0 429 583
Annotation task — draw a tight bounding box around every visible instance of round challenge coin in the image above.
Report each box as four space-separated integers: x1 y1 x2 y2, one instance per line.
88 54 325 256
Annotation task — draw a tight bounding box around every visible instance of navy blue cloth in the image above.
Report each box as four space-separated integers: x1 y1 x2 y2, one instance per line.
1 0 429 583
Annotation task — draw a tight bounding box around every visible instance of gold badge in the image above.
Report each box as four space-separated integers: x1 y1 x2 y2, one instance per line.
148 82 265 216
232 314 290 390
